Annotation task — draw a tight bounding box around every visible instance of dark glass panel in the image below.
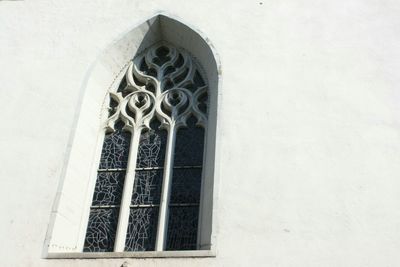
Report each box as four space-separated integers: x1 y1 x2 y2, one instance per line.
164 66 175 76
91 171 125 206
182 70 206 93
173 68 189 85
173 54 184 68
166 116 205 250
198 92 208 114
173 117 205 166
125 208 159 251
193 70 206 88
117 76 127 92
166 206 199 251
170 168 202 204
131 170 163 205
153 46 171 67
136 120 167 168
131 73 146 88
99 122 131 169
83 208 120 252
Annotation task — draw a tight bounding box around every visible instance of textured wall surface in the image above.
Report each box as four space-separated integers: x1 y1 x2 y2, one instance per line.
1 0 400 266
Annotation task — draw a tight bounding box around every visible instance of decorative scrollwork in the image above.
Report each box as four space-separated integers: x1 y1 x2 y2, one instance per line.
105 42 208 133
106 91 155 133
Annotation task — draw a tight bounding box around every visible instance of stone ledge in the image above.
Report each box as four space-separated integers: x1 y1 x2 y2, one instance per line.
46 250 216 259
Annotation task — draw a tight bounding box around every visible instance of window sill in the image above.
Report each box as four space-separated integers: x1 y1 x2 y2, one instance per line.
46 250 216 259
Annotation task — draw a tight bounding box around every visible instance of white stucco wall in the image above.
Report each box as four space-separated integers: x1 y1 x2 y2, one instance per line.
1 0 400 266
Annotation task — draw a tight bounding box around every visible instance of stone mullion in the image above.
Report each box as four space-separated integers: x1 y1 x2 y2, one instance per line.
113 127 142 252
155 123 177 251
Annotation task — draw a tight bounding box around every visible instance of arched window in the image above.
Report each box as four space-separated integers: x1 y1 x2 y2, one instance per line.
83 43 209 252
44 14 219 258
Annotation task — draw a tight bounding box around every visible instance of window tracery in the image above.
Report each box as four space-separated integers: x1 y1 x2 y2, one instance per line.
83 42 208 252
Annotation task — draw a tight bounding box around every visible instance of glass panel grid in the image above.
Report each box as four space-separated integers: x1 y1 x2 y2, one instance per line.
83 208 120 252
165 119 205 250
125 207 159 251
99 123 131 169
91 171 125 206
166 206 199 251
131 170 163 205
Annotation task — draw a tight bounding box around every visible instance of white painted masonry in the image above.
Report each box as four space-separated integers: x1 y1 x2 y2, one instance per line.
1 1 400 266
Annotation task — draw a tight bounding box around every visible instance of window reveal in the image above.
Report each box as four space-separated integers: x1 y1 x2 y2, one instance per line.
83 42 208 252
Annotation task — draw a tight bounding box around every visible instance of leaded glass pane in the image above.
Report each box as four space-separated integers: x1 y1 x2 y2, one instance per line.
83 208 120 252
125 208 159 251
136 120 167 168
173 117 205 166
131 170 163 205
84 122 130 253
166 206 199 251
92 171 125 206
170 169 202 204
125 119 166 250
166 116 205 250
99 122 131 169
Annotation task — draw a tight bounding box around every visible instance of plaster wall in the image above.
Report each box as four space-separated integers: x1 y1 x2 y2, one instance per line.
1 0 400 266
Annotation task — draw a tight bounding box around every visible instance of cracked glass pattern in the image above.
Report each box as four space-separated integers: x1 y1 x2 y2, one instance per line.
125 208 159 251
131 170 163 205
136 120 167 168
83 208 120 252
84 122 130 252
132 120 165 206
92 172 125 206
166 206 199 251
99 122 131 169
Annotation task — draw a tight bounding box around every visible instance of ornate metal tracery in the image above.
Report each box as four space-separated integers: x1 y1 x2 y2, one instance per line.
84 42 208 252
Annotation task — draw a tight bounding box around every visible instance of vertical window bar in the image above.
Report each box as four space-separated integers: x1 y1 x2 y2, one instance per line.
125 120 166 251
155 125 178 251
113 127 142 252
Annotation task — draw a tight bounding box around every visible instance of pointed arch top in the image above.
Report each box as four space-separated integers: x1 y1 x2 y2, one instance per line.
98 13 221 92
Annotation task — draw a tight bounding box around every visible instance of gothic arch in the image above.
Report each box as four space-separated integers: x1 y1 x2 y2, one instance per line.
44 14 221 257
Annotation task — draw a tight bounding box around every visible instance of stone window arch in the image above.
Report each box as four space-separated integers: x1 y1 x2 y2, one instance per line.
83 43 209 252
44 14 221 258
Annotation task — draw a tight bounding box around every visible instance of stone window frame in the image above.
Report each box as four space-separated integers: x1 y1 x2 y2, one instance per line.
43 13 222 259
83 42 209 253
